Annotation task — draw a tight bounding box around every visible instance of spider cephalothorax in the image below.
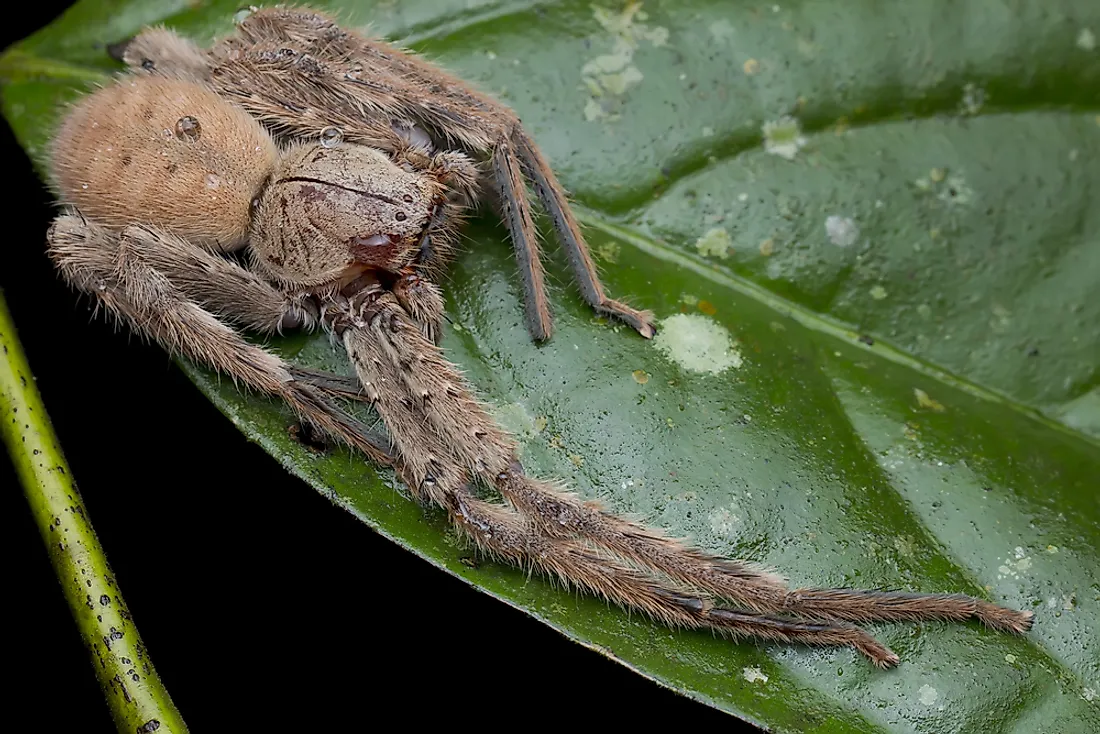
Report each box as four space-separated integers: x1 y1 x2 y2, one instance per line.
45 6 1032 669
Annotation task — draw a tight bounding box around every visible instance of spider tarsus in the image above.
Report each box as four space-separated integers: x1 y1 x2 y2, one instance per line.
978 603 1034 634
598 302 657 339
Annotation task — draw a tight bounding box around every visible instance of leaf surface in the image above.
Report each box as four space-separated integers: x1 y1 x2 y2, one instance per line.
3 1 1098 730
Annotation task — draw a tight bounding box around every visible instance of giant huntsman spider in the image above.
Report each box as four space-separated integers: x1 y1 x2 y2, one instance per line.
45 6 1032 669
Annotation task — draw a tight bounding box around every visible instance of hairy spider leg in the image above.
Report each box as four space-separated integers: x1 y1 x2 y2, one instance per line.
328 291 899 666
47 213 394 466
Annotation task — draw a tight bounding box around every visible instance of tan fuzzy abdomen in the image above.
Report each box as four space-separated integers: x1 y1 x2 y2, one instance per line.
50 75 277 251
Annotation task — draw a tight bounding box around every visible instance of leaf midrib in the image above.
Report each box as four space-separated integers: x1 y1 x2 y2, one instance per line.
579 211 1100 451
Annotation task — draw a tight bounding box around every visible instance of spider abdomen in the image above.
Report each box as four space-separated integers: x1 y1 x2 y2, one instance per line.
50 75 277 252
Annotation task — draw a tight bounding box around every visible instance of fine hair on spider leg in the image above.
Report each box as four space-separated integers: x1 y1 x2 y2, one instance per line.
43 5 1032 669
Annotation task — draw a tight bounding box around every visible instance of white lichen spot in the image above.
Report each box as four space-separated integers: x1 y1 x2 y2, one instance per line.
1077 28 1096 52
1046 545 1060 554
759 237 776 256
914 388 946 412
918 685 939 706
1083 687 1096 702
870 285 888 301
960 83 986 115
695 227 732 259
738 192 749 202
917 303 933 319
825 215 860 247
762 116 807 160
742 666 769 684
701 126 715 137
582 2 669 121
997 548 1032 580
743 58 761 75
709 506 741 536
939 174 974 206
653 314 743 375
679 292 699 306
1005 654 1018 664
632 369 650 385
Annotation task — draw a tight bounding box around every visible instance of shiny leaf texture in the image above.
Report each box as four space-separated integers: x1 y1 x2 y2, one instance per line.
3 1 1098 731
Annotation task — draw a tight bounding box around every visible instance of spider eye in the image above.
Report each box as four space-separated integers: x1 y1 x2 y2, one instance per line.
402 194 414 203
395 212 407 221
140 58 155 70
319 126 343 148
174 116 201 142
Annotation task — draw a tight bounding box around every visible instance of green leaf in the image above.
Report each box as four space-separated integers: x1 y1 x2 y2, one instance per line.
4 1 1099 730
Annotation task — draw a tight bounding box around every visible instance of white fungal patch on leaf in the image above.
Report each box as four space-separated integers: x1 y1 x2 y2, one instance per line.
582 2 668 121
694 227 732 259
918 685 940 706
742 667 769 684
762 116 807 160
998 547 1033 579
825 215 859 246
938 173 974 206
653 314 743 375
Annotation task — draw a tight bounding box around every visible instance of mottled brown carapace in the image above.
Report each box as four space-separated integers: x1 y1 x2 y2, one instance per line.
47 6 1031 668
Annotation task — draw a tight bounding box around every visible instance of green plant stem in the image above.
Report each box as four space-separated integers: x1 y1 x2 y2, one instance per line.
0 291 188 734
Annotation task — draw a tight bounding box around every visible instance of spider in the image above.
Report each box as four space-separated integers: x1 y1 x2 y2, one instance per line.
46 6 1031 669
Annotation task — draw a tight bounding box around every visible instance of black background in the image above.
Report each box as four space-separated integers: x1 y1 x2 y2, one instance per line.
1 3 754 730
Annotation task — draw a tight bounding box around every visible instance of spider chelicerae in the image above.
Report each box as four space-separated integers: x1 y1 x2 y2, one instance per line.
46 6 1031 668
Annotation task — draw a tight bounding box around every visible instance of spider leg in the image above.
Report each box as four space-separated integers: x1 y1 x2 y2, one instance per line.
391 271 446 345
447 486 899 667
511 131 656 339
329 294 897 665
125 225 318 334
492 135 553 341
47 213 394 466
333 289 1033 635
495 466 1032 632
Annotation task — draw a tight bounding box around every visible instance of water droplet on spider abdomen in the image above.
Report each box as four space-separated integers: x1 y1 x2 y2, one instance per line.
204 173 221 189
174 116 201 142
319 126 343 148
